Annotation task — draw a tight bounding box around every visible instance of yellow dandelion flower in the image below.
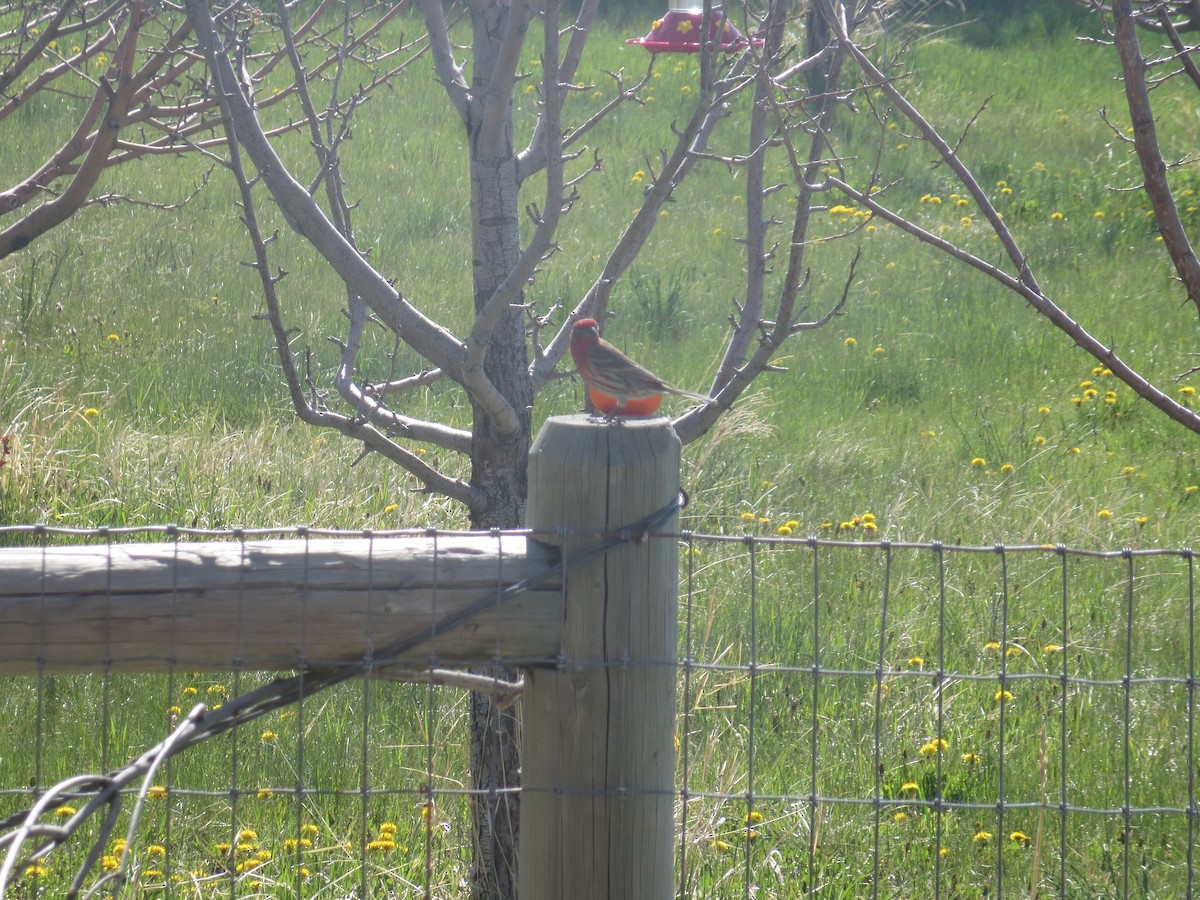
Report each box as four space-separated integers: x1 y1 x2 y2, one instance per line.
1050 211 1063 221
1181 386 1196 396
970 457 986 467
147 845 166 858
961 751 980 765
383 503 399 514
1069 447 1081 455
939 847 950 858
984 641 1001 652
257 788 274 799
1009 831 1031 844
740 511 756 520
919 739 949 757
994 689 1013 703
844 336 858 347
874 346 886 355
894 811 910 822
103 855 120 872
83 407 99 418
973 831 992 844
1098 508 1112 519
745 810 764 825
1043 644 1063 654
777 525 793 536
1185 485 1199 495
709 839 730 851
1000 463 1014 474
260 730 277 742
107 333 120 342
147 785 169 799
1135 515 1148 526
901 781 920 793
908 656 924 668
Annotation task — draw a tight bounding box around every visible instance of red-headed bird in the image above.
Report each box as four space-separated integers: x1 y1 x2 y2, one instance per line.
569 318 712 417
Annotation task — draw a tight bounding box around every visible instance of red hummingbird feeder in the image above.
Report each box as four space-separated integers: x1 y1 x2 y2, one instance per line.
626 3 762 54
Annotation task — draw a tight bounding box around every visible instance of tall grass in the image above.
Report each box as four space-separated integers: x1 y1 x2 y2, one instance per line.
2 7 1199 896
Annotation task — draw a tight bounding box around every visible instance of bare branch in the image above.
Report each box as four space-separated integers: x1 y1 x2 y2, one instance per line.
0 3 144 256
1113 0 1200 315
185 0 467 379
420 0 471 121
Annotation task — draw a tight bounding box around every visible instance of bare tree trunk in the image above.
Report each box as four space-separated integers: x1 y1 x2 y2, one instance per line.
464 20 531 893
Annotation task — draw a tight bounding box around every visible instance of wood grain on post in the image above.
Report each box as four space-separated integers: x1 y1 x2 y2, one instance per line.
521 414 680 900
0 535 562 674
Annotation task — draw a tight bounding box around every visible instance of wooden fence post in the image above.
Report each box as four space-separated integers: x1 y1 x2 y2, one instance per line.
521 413 680 899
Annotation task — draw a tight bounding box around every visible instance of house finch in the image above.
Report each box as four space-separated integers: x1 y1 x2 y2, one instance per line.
569 318 712 417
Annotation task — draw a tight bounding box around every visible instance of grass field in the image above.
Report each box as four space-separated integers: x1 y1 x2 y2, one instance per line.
2 2 1200 896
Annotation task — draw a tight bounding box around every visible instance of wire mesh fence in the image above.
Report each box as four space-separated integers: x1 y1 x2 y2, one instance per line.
0 523 1195 897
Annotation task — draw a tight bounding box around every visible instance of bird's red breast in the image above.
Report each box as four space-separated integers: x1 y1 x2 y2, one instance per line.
587 386 664 416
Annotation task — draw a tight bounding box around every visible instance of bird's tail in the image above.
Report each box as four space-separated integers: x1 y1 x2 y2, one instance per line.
668 386 715 403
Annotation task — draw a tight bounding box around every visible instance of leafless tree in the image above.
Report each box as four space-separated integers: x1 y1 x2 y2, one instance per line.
174 0 869 892
810 0 1200 436
0 0 414 258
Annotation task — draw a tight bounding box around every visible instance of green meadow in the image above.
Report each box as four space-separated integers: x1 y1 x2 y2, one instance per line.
2 2 1200 895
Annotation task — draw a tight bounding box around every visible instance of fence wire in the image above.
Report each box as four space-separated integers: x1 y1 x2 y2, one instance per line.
0 524 1195 897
